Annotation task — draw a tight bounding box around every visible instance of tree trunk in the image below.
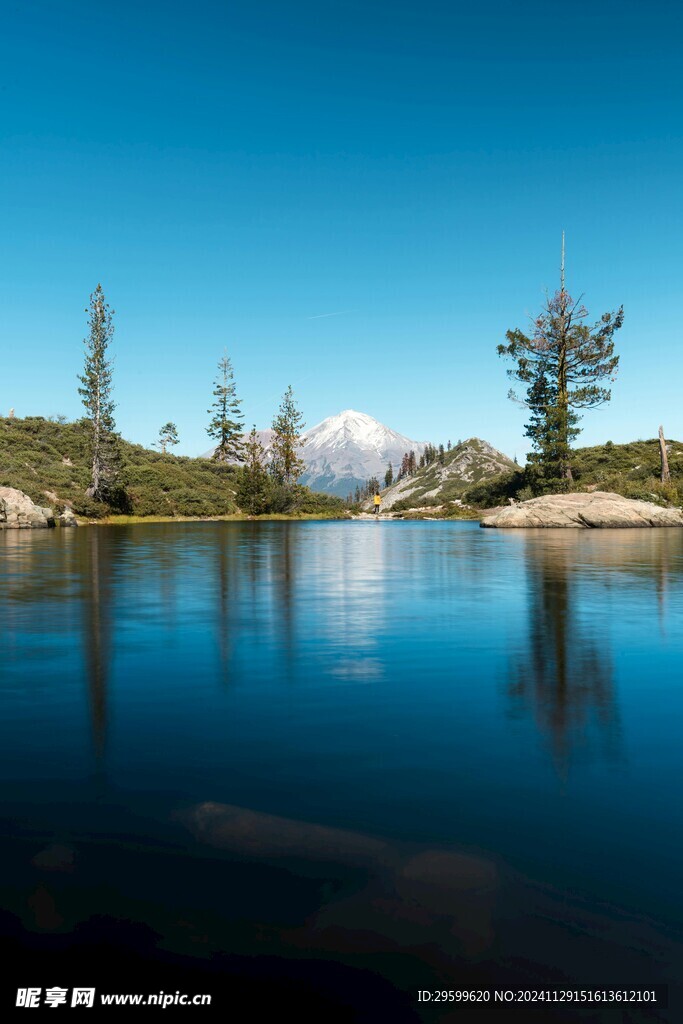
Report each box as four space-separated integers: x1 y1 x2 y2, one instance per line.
87 416 101 499
86 458 100 499
659 425 671 483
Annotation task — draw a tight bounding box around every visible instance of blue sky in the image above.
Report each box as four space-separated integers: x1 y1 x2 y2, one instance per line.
1 0 682 457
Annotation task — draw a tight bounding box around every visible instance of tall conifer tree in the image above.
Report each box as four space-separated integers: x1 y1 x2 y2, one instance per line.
237 426 271 514
498 237 623 485
207 353 244 462
270 385 305 485
78 284 121 502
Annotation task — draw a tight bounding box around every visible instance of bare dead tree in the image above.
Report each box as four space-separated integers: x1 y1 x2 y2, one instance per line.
659 425 671 483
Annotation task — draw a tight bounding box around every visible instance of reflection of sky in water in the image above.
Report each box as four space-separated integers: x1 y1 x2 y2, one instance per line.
1 522 683 945
303 523 387 682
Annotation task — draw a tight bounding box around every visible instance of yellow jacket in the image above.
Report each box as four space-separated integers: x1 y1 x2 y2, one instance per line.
373 494 381 506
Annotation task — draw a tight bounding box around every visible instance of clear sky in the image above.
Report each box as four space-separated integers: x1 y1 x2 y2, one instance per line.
1 0 682 457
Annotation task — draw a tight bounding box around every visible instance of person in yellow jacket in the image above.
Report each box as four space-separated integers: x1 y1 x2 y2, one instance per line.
373 491 381 516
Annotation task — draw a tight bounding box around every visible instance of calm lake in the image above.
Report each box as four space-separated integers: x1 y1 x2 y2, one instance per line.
1 521 682 1021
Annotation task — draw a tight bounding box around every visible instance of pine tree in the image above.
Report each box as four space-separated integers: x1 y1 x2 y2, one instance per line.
78 284 121 502
424 443 438 467
521 359 574 485
438 443 445 465
237 426 271 514
447 440 452 451
156 422 179 454
498 238 623 484
207 353 244 463
270 385 305 485
385 462 393 488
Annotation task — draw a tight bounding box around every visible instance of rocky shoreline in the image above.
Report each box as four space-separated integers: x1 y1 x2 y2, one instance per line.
0 487 78 529
481 491 683 529
3 485 683 531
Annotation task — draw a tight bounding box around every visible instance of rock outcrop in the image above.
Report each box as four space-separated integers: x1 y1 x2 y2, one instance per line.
58 507 79 527
0 487 56 529
481 491 683 529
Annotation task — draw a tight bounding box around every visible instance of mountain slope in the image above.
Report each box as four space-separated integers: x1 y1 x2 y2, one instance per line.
299 410 426 497
1 416 240 517
376 438 517 510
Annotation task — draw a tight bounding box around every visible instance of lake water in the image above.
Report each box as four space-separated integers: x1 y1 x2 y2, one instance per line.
1 521 682 1021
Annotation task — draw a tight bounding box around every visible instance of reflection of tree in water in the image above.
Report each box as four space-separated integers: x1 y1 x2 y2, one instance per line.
509 537 619 773
273 524 297 672
214 529 232 681
213 525 249 683
209 523 300 686
81 528 113 766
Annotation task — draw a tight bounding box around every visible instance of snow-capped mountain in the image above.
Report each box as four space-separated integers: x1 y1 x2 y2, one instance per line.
299 410 426 497
203 410 426 497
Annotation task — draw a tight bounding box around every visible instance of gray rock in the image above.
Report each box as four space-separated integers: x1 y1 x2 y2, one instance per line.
481 491 683 529
58 508 79 527
0 487 55 529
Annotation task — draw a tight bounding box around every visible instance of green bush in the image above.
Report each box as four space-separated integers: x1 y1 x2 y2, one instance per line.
291 487 345 515
389 496 440 512
582 472 682 507
462 470 526 508
71 495 113 519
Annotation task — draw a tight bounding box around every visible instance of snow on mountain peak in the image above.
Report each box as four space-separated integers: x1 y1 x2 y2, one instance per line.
303 410 395 452
299 410 426 496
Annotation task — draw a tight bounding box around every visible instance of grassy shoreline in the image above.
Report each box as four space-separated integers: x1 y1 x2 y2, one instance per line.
78 511 350 526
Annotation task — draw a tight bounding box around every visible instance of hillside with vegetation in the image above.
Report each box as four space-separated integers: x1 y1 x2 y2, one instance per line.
0 416 345 520
461 438 683 510
373 437 517 512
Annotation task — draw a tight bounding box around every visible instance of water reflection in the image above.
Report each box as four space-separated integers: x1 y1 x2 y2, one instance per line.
506 529 683 773
508 534 619 773
2 522 683 1015
81 529 113 764
307 523 387 683
214 528 239 683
